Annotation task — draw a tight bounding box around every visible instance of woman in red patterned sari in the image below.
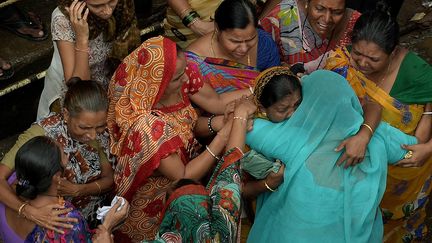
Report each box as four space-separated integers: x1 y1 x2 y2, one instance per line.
107 36 248 242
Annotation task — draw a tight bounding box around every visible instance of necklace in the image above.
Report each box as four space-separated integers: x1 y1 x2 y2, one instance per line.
211 31 251 66
376 56 392 89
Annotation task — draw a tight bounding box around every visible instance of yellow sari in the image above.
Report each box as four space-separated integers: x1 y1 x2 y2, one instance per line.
163 0 223 48
326 47 432 242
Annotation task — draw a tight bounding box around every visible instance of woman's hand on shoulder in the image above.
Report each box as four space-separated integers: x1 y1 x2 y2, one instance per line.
24 204 78 234
396 143 432 167
66 0 90 43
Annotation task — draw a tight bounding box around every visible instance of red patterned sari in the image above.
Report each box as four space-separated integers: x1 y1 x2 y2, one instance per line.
107 36 204 242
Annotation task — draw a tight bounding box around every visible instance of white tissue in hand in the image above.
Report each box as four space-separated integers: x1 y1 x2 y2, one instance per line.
96 196 125 222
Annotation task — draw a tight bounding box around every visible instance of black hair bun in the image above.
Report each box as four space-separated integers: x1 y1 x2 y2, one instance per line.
16 183 38 200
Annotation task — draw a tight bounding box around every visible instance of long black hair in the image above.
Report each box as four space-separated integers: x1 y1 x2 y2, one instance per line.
15 136 63 200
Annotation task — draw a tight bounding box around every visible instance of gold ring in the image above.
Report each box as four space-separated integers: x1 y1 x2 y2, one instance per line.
404 150 413 159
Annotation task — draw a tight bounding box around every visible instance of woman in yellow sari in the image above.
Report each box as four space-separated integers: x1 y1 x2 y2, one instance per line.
164 0 223 48
325 5 432 242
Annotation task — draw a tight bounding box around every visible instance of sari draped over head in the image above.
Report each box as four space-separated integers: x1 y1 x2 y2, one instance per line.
107 36 204 241
164 0 223 48
260 0 360 65
145 148 243 243
246 70 417 242
326 47 432 242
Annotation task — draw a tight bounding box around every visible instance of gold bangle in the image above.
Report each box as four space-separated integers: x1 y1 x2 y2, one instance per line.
233 116 247 122
206 145 220 160
264 180 276 192
18 202 29 217
423 111 432 115
94 181 102 195
361 123 373 135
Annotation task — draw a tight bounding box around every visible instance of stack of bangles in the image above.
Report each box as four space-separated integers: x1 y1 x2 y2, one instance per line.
181 9 201 27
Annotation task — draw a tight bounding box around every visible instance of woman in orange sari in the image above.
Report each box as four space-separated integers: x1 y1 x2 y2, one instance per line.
325 5 432 242
107 36 250 242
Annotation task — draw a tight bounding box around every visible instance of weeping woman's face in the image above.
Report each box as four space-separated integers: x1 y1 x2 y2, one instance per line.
261 90 302 123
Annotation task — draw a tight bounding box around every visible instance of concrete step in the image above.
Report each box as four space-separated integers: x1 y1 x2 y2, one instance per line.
0 0 166 139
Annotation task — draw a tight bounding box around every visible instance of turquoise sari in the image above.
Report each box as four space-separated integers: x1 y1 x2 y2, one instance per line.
246 70 417 242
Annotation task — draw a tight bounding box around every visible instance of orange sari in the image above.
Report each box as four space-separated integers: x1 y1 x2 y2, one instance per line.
107 36 204 242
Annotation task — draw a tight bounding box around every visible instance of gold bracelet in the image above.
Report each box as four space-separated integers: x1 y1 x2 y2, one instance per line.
233 116 247 122
264 180 275 192
423 111 432 115
18 202 29 217
94 181 102 195
74 47 90 54
361 123 373 135
206 145 220 160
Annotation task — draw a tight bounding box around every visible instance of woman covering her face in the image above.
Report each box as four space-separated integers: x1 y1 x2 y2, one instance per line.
37 0 140 119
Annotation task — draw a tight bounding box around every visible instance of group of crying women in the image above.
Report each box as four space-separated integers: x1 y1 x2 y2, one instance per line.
1 0 432 242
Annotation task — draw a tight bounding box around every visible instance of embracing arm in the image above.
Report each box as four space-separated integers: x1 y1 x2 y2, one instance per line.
158 126 230 180
414 103 432 143
336 101 382 168
396 103 432 167
190 82 251 114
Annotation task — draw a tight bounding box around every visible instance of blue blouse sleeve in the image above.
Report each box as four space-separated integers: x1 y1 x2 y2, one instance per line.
257 28 281 71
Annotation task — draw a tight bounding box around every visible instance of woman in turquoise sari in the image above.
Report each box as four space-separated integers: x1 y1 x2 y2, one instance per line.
246 70 417 242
